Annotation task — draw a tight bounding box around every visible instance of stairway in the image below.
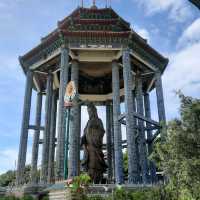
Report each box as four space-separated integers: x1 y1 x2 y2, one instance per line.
49 190 67 200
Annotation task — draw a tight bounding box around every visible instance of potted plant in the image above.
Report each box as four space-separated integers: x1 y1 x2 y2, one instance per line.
65 173 91 200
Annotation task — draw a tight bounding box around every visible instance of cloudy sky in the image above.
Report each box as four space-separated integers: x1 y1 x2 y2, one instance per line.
0 0 199 174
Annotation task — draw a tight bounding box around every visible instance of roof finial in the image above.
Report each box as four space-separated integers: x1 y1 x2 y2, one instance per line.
91 0 97 9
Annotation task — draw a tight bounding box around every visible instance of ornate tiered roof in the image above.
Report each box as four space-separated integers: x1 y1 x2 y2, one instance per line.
22 7 131 62
19 6 168 95
21 7 167 69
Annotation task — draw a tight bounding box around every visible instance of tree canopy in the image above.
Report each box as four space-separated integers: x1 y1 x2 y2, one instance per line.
0 165 31 187
151 93 200 199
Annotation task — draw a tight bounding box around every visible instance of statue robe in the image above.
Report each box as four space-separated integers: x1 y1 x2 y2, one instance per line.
81 117 107 183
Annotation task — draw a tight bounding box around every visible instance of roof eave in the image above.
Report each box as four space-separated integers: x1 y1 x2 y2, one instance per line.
130 31 169 72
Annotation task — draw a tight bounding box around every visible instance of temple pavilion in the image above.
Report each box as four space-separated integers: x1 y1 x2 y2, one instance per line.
16 3 168 186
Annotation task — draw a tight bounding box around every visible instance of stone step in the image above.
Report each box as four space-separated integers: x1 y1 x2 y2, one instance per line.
49 190 66 200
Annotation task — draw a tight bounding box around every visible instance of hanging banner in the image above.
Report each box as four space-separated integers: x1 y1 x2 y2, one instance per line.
64 81 77 107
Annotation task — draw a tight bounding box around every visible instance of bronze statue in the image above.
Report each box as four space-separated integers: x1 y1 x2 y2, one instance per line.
81 103 107 183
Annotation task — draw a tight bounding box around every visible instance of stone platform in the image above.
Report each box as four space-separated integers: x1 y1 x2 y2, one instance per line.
6 184 48 199
3 182 154 200
0 187 6 197
47 183 153 200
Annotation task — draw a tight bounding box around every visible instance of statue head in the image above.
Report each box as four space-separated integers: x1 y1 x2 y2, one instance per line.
87 102 98 119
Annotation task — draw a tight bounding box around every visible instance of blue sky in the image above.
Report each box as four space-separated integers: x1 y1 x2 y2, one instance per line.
0 0 200 174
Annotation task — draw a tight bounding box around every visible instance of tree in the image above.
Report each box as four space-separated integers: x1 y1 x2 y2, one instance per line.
0 165 33 187
151 93 200 199
0 170 15 187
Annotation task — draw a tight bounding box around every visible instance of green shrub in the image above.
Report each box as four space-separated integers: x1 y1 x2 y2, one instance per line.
130 189 148 200
0 196 20 200
87 196 106 200
106 187 133 200
96 186 171 200
66 173 91 194
20 195 34 200
0 195 34 200
41 197 49 200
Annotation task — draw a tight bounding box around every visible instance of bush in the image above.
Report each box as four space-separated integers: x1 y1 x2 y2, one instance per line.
87 186 175 200
0 195 34 200
87 196 106 200
66 173 91 194
41 197 49 200
0 196 20 200
20 196 34 200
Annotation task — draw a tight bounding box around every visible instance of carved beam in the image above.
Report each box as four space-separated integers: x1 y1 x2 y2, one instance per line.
29 125 45 131
119 112 160 128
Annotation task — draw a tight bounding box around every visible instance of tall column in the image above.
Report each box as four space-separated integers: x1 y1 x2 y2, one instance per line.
47 90 58 183
136 76 148 184
122 48 139 183
133 90 140 180
77 105 81 175
144 93 152 150
16 70 33 185
112 61 124 184
56 47 69 180
110 103 115 182
41 73 53 183
68 60 80 178
31 92 43 184
144 92 157 183
106 103 113 183
155 70 166 140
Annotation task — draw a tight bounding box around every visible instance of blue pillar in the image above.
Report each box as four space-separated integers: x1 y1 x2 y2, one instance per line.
122 49 139 183
41 72 53 183
136 76 148 184
110 103 116 182
112 61 124 184
31 92 43 184
16 70 33 185
155 70 167 140
144 92 157 183
106 103 113 183
68 60 80 178
56 47 69 180
48 90 58 183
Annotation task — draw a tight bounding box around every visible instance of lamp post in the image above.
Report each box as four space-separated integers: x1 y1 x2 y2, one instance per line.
64 81 77 179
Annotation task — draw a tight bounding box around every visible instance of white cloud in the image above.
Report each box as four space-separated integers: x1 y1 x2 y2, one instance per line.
178 18 200 48
163 41 200 119
0 149 18 174
134 26 150 42
0 148 31 174
133 0 193 22
138 0 175 13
